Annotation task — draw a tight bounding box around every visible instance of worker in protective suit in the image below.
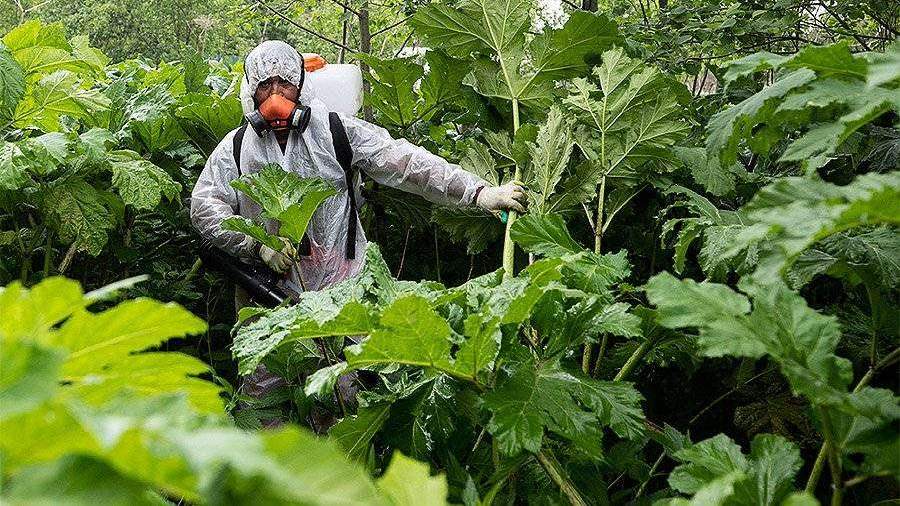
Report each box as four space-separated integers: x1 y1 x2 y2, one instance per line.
191 40 526 406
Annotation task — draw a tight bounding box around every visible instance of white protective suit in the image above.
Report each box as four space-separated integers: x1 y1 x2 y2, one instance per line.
191 41 489 293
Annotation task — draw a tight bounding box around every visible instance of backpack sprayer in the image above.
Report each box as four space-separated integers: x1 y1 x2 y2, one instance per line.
201 54 364 307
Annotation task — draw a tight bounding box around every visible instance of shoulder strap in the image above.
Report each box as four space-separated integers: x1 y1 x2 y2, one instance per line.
232 123 248 172
329 112 357 260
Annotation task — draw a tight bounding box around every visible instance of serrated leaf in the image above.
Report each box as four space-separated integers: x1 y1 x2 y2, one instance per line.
330 403 391 461
347 296 452 371
432 206 503 255
867 40 900 88
412 2 617 109
229 164 337 244
109 155 181 209
707 69 816 166
358 54 424 129
14 70 110 131
2 20 104 79
2 455 165 506
667 433 804 506
646 272 894 420
376 452 448 506
565 47 688 200
510 212 582 256
0 340 64 421
176 92 242 155
40 177 114 256
483 358 643 455
524 106 575 212
0 43 25 120
221 216 284 252
452 312 501 378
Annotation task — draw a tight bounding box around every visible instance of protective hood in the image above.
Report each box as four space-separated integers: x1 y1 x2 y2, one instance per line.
240 40 306 115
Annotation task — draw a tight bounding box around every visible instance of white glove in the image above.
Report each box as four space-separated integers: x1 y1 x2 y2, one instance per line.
475 182 527 213
259 238 297 273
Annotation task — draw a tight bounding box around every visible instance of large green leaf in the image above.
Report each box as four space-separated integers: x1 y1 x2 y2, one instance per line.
412 4 618 107
565 47 688 203
523 106 575 212
357 54 423 129
723 41 867 84
329 403 391 461
706 69 816 167
710 41 900 171
221 216 285 253
666 433 806 506
673 146 747 197
175 92 242 155
483 358 644 455
39 177 115 256
2 455 165 506
510 212 582 256
0 276 448 506
0 339 63 422
727 172 900 284
645 272 900 421
0 43 25 121
109 151 181 209
377 452 448 506
14 70 110 131
346 296 453 371
229 164 338 244
2 20 105 79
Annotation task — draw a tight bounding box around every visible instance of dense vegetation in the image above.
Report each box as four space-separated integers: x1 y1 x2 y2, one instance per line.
1 1 898 505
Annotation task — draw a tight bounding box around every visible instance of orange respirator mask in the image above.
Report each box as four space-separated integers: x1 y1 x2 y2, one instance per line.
246 93 311 137
244 54 315 137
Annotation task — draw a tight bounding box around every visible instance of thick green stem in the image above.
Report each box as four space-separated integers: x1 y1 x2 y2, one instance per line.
581 344 592 374
582 176 606 373
818 408 843 506
591 334 609 377
806 446 828 495
502 98 521 278
862 281 883 368
535 449 587 506
42 233 53 278
614 338 653 382
594 175 606 254
805 346 900 493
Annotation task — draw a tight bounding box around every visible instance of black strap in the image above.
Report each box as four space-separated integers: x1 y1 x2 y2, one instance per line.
232 123 248 172
329 112 357 260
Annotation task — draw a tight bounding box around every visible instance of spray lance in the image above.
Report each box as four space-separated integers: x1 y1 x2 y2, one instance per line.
197 242 294 307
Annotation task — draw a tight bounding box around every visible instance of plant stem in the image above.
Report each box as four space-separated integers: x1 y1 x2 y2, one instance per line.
862 280 883 368
818 408 843 506
582 174 607 373
805 346 900 493
614 338 653 381
535 449 587 506
502 98 522 278
635 451 665 499
591 334 609 377
594 175 606 254
42 233 52 278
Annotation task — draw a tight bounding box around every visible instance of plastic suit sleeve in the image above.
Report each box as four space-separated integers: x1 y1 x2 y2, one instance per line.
339 114 488 207
190 133 258 260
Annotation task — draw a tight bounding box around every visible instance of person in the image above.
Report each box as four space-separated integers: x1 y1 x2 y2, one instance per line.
190 40 526 407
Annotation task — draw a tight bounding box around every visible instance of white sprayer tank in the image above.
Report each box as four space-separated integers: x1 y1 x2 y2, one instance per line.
303 63 363 116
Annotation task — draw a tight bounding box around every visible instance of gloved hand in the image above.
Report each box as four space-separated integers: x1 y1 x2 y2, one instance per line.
259 238 297 273
475 182 527 213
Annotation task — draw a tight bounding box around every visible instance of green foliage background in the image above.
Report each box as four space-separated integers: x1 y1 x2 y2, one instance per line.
1 0 898 505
